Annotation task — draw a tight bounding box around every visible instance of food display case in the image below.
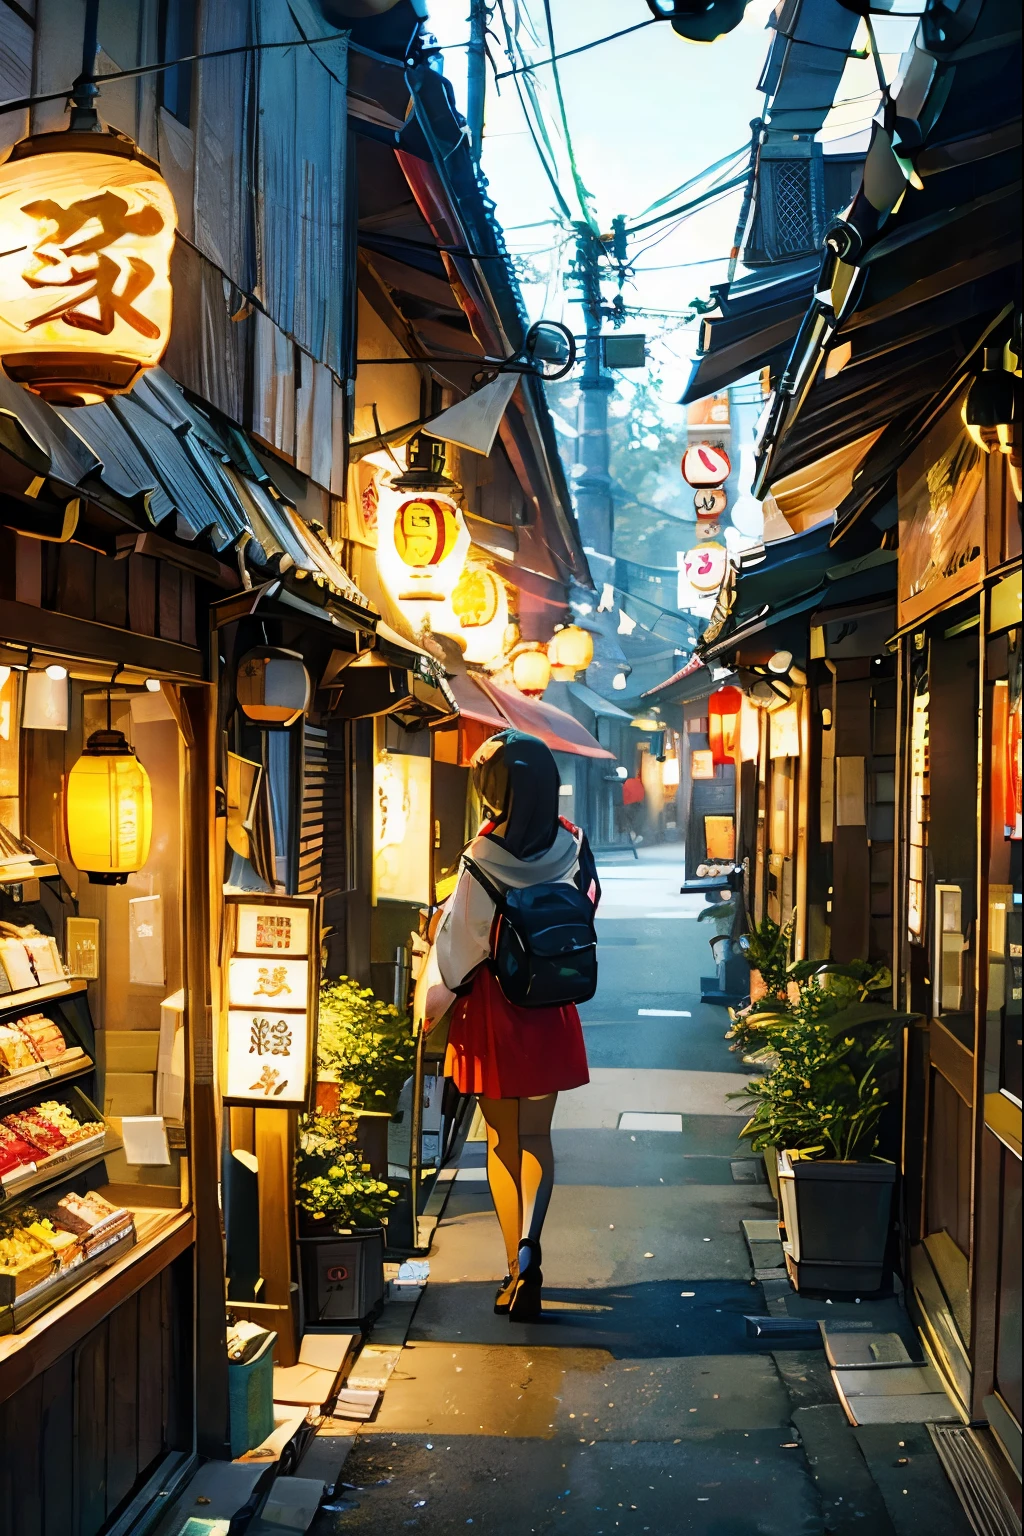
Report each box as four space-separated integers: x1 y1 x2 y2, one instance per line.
0 973 135 1332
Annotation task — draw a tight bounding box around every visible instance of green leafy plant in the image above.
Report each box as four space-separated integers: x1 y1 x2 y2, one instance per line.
736 914 795 1002
730 970 915 1161
296 1111 400 1228
697 895 739 936
317 977 415 1114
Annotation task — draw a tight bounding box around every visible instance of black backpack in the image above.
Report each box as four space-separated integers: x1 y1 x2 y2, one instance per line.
462 835 599 1009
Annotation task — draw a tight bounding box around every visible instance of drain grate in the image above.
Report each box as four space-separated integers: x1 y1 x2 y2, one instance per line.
617 1111 683 1132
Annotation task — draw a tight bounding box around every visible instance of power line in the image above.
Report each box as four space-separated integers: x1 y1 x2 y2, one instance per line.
540 0 598 232
493 16 658 80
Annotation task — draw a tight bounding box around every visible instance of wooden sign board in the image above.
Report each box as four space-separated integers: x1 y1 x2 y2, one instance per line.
222 894 319 1110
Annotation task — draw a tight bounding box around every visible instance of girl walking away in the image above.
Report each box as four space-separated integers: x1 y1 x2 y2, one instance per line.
419 730 600 1322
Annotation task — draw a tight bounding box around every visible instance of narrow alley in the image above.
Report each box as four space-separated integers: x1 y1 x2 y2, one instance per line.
316 852 971 1535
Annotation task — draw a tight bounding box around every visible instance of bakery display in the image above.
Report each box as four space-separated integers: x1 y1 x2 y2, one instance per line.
0 1190 136 1309
0 1096 105 1185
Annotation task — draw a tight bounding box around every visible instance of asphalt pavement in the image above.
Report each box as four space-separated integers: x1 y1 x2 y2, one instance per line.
318 849 970 1536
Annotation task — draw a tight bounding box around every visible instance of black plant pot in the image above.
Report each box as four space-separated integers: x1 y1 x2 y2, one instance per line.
297 1223 385 1330
777 1151 896 1293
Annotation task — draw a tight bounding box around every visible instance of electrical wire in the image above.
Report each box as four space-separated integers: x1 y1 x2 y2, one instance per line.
493 16 659 80
494 0 576 226
540 0 598 232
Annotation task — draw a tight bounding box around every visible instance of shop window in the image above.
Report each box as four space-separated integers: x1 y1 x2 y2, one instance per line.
2 672 189 1339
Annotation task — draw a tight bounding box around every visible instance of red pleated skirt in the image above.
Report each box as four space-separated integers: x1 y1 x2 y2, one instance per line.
444 965 590 1099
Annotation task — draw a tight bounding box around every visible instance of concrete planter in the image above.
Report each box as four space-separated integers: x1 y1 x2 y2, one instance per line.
777 1150 895 1293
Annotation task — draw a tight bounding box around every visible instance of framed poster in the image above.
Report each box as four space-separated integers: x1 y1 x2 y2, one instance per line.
223 894 319 1109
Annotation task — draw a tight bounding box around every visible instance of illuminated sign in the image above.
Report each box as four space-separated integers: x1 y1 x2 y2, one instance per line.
372 751 431 905
223 895 318 1108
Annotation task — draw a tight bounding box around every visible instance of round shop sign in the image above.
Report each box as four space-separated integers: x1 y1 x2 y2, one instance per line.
694 486 728 519
682 442 731 488
683 542 728 594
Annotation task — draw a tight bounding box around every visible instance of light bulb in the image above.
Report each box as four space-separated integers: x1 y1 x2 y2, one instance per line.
612 672 628 690
44 663 68 681
145 678 162 692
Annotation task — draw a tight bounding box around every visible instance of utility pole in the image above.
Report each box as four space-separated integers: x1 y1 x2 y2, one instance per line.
467 0 487 167
570 223 615 555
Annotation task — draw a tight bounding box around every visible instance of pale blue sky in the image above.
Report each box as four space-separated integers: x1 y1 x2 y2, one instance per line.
425 1 908 399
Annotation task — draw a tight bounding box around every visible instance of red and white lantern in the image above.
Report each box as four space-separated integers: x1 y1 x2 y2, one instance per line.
682 442 731 488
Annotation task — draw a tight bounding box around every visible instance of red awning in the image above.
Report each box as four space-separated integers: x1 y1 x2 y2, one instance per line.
475 678 614 760
444 670 508 731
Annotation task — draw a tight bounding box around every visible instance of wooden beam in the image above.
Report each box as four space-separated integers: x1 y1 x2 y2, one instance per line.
0 597 204 677
179 685 232 1458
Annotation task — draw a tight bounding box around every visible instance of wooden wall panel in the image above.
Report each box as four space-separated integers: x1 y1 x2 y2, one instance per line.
0 1260 191 1536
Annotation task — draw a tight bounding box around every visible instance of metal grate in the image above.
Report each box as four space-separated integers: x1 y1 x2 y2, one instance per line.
773 159 813 255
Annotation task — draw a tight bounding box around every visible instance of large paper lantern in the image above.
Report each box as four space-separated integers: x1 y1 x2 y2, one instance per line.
548 624 594 679
681 442 731 488
708 686 742 765
237 648 310 727
394 496 462 570
65 729 153 884
0 130 177 405
512 648 551 696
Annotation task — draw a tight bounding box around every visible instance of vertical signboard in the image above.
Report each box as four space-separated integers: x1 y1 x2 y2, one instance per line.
223 894 319 1108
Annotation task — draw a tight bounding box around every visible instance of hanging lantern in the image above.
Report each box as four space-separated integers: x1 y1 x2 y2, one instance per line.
963 347 1020 495
511 648 551 696
681 542 728 595
452 563 509 665
237 647 310 727
694 486 727 520
375 477 470 638
548 624 594 679
708 686 742 765
681 442 731 488
0 130 177 406
65 729 153 884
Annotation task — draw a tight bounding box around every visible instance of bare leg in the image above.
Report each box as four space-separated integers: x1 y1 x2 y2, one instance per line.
518 1093 557 1245
478 1095 522 1274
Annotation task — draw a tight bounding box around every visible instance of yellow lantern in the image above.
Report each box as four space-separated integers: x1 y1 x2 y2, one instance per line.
511 648 551 697
452 563 509 666
0 130 177 405
236 648 310 727
65 729 153 884
548 624 594 678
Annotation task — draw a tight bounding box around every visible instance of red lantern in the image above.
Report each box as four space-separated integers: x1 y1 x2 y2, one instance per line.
682 442 731 488
708 686 742 765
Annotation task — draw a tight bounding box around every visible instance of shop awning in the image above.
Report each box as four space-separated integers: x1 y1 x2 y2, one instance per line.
567 682 632 720
477 679 614 759
445 672 508 732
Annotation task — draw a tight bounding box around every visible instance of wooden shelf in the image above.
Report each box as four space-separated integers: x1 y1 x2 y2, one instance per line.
0 979 88 1015
0 863 59 885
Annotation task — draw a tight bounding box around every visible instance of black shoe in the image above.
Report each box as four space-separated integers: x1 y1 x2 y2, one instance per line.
494 1268 518 1315
508 1238 543 1322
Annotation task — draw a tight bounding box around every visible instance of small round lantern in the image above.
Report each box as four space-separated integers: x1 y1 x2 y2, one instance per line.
548 624 594 679
65 729 153 884
694 486 727 519
512 648 551 696
236 647 310 727
681 442 731 488
0 130 177 405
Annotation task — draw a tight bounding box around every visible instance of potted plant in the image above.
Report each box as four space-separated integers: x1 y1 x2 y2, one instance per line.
731 965 915 1293
295 1110 401 1328
315 978 416 1175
